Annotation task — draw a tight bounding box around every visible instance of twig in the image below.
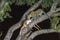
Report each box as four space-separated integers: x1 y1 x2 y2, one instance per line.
56 8 60 12
50 2 58 12
0 0 5 9
52 13 60 16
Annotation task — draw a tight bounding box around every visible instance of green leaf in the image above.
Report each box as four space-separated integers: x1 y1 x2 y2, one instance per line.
56 24 60 31
50 16 58 29
41 0 53 9
0 2 11 22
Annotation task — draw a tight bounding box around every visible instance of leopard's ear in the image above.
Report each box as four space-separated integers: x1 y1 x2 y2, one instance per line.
35 9 43 14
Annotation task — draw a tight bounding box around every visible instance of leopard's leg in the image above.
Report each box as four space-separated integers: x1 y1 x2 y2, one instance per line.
34 25 40 30
19 26 25 35
35 24 41 29
23 26 33 40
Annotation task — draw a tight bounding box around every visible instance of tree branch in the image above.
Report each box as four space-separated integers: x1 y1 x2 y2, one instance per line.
52 13 60 16
27 29 60 40
4 0 43 40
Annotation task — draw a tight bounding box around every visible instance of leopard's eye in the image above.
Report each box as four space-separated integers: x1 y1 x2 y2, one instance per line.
30 17 33 19
42 13 44 15
38 13 44 17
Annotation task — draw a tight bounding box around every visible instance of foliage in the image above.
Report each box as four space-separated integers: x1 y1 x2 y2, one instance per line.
50 16 58 29
41 0 53 9
6 0 53 8
0 2 11 22
6 0 16 4
13 0 38 5
50 16 60 31
15 0 53 8
56 24 60 31
5 0 36 5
